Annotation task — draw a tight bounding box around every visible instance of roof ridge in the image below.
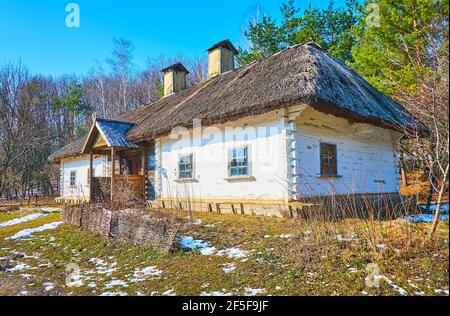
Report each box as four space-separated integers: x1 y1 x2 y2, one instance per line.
96 118 135 125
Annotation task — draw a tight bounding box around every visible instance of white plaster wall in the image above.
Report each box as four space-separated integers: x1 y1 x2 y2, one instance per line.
60 155 109 199
295 108 401 197
157 111 289 201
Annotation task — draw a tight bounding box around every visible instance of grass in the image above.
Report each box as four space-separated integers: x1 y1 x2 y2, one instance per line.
0 206 448 296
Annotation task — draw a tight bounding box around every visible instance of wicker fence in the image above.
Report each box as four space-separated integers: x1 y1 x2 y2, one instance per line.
62 205 185 253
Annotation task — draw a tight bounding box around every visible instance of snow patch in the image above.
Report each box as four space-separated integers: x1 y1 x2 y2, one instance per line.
434 289 449 295
408 213 449 223
179 236 217 256
244 288 265 296
104 279 128 289
6 222 63 240
162 289 176 296
130 266 162 282
375 275 408 296
43 283 54 291
335 233 358 241
201 290 233 296
222 262 236 273
100 291 128 296
216 248 250 259
0 213 48 229
7 263 30 272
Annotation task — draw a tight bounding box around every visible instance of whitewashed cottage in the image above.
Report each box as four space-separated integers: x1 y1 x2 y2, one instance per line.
49 40 418 216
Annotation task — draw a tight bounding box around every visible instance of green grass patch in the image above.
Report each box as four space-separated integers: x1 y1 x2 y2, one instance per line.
0 207 448 296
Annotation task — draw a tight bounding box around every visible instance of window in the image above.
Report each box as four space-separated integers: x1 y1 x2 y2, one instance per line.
70 171 77 187
320 143 338 177
179 154 193 179
228 147 249 177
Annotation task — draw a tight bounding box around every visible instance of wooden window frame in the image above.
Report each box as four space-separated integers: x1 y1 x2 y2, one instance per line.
320 143 338 177
178 153 194 180
70 170 77 187
227 146 251 178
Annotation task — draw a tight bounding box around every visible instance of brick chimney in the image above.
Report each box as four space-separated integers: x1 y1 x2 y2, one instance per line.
207 39 238 79
161 63 189 97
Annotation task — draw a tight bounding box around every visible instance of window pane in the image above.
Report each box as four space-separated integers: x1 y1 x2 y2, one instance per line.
228 147 249 177
320 144 337 176
179 155 193 179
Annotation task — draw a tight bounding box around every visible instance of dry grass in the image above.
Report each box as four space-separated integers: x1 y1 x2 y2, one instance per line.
0 205 448 296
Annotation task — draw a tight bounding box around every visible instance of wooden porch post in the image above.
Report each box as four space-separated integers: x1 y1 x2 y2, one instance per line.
111 147 116 202
89 149 94 202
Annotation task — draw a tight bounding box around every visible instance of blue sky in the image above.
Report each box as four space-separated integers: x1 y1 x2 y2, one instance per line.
0 0 345 76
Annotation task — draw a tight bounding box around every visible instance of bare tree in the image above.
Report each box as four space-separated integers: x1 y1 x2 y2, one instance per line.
398 31 449 238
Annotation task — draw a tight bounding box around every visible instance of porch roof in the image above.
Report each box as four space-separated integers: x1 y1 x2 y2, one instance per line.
81 119 139 154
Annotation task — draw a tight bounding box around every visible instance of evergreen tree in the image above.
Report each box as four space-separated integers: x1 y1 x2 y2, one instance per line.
350 0 449 95
239 0 361 64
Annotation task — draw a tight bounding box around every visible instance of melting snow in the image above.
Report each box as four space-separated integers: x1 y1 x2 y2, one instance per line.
0 213 48 229
43 283 54 291
104 279 129 289
335 233 358 241
201 291 233 296
6 222 63 240
434 289 449 295
222 262 236 273
88 258 117 276
66 273 83 288
162 289 176 296
216 248 250 259
408 213 449 223
179 236 217 256
375 276 408 296
7 263 30 272
100 291 128 296
244 288 265 296
180 237 251 260
130 266 162 282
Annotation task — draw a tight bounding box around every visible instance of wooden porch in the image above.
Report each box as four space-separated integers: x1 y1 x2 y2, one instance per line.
88 148 148 202
82 118 155 203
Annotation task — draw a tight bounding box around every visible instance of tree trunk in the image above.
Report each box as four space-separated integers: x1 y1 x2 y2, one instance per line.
425 170 437 213
429 164 449 238
399 151 409 186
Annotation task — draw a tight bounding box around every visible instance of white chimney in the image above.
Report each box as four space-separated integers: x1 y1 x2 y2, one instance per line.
207 39 238 79
161 63 189 97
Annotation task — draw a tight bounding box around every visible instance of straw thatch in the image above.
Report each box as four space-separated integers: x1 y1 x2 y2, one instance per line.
48 135 88 162
49 41 419 162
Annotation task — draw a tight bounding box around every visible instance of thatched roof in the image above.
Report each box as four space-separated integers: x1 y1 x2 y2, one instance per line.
49 41 418 162
48 135 88 162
